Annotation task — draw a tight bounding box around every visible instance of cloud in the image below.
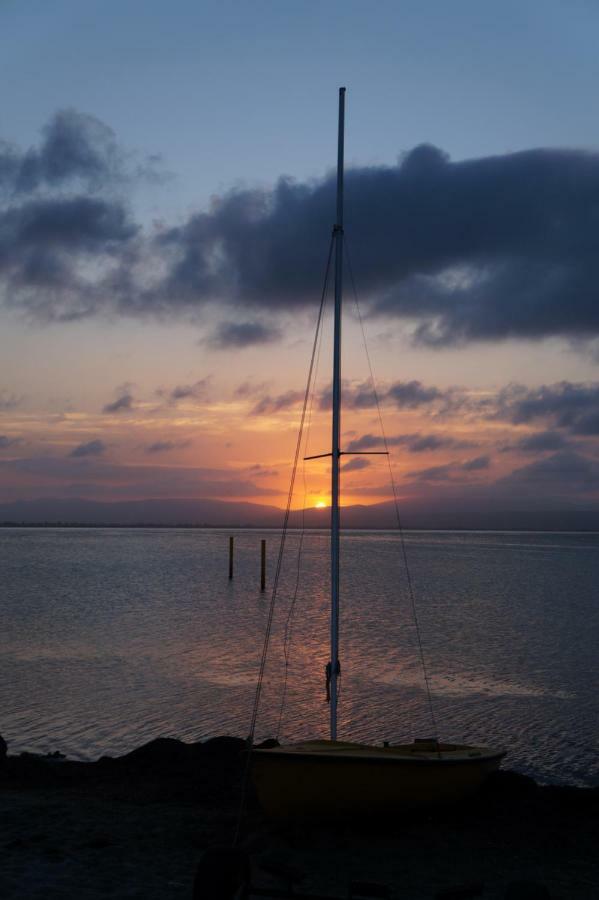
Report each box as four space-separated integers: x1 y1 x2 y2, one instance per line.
461 454 490 471
318 382 378 412
0 391 22 410
408 462 455 482
1 195 138 321
1 108 162 194
386 380 442 408
340 457 371 473
346 434 394 452
6 115 599 347
140 143 599 345
145 439 191 454
246 463 279 477
234 379 269 398
504 430 570 453
102 389 134 414
346 431 475 453
159 378 211 404
69 439 106 458
318 379 462 414
319 379 444 413
409 455 490 481
251 390 304 415
0 456 280 501
492 381 599 435
208 320 280 348
495 451 599 497
0 109 155 323
0 435 20 449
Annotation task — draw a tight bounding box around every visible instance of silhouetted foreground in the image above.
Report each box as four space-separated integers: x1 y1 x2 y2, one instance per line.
1 735 597 899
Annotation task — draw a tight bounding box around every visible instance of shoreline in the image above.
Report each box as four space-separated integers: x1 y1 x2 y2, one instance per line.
4 522 599 534
2 735 597 899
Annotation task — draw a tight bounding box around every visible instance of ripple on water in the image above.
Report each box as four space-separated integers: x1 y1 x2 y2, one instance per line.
0 527 597 785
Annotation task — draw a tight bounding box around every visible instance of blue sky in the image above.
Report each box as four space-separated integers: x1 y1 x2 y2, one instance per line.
5 0 599 215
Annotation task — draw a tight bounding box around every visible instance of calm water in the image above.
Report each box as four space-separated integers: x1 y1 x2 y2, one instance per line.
1 527 597 786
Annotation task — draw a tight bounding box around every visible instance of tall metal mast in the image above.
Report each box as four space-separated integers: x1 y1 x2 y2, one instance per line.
329 86 345 741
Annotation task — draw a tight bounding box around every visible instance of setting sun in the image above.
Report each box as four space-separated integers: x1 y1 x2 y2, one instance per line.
315 500 327 509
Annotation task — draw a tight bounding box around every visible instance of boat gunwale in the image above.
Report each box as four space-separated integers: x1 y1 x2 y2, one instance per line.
251 747 507 767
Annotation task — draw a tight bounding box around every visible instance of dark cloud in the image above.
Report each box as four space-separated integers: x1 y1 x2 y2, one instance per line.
340 457 371 473
408 462 455 482
505 430 570 453
0 391 22 410
409 455 490 481
0 110 154 322
0 456 280 501
0 435 20 449
251 390 304 415
318 381 377 412
234 379 269 398
5 113 599 346
318 379 450 413
1 108 162 194
386 380 442 408
141 143 599 345
69 439 106 458
145 439 191 454
346 431 475 453
0 195 138 321
493 381 599 435
246 464 279 477
409 433 475 452
159 378 211 404
208 320 281 348
346 433 398 452
102 391 134 414
495 451 599 497
461 454 490 471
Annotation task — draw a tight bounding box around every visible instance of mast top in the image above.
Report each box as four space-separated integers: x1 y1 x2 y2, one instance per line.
335 87 346 233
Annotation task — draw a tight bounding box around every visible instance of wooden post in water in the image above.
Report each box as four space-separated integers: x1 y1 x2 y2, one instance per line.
260 539 266 591
228 536 234 579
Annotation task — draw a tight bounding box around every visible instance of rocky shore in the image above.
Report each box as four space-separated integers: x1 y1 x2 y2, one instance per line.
1 736 597 899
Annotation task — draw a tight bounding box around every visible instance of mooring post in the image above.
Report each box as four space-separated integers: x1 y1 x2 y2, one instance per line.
229 535 234 579
260 539 266 591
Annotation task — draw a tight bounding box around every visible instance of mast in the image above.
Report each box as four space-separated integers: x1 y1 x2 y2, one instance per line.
329 86 345 741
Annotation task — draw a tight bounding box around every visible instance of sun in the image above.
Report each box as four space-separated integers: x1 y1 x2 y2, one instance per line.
314 500 327 509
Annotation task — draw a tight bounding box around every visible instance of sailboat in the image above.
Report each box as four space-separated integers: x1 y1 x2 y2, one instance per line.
250 88 505 819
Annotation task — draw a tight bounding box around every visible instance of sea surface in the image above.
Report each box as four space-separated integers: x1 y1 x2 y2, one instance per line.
1 527 597 786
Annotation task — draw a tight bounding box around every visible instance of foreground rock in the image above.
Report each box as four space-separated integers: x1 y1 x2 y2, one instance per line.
1 737 598 899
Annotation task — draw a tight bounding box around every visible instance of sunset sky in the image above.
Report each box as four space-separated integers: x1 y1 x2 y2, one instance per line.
3 0 599 516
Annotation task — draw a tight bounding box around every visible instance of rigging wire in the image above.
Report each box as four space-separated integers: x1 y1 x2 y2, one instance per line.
233 232 335 845
344 234 440 743
276 263 330 739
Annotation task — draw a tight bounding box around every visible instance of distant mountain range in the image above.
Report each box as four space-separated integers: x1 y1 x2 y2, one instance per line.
2 496 599 531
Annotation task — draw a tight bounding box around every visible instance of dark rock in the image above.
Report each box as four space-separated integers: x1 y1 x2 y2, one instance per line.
118 737 191 769
349 881 390 900
196 736 246 757
540 783 599 816
82 833 114 849
0 734 7 761
193 846 251 900
483 770 538 803
505 881 551 899
435 884 484 899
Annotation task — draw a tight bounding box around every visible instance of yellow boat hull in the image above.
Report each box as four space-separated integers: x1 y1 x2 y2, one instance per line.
251 740 506 819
